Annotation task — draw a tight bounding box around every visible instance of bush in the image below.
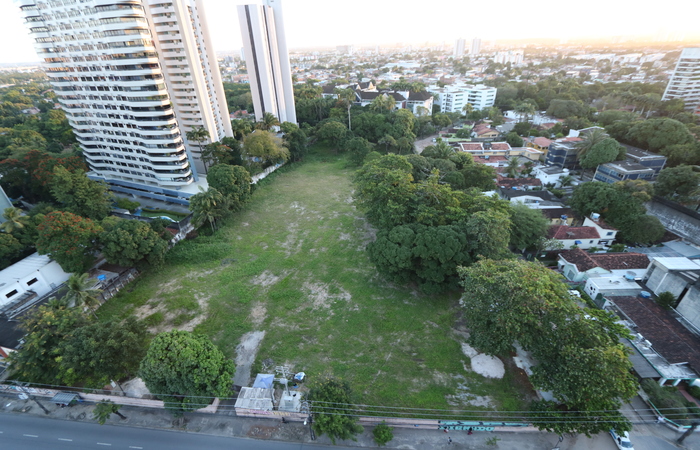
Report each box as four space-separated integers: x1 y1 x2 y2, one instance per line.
114 197 141 212
656 291 677 310
373 422 393 446
688 385 700 400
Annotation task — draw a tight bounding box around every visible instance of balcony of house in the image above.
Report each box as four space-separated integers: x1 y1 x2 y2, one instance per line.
149 5 173 15
154 24 180 34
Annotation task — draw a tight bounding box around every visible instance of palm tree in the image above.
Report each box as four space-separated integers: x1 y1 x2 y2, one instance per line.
189 186 226 233
231 119 253 140
462 102 474 117
185 126 210 155
514 101 537 123
335 88 356 131
256 112 280 131
505 157 520 178
559 174 573 187
0 207 28 233
65 273 102 317
574 128 607 161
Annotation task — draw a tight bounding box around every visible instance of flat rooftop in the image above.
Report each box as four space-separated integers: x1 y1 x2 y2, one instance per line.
652 257 700 271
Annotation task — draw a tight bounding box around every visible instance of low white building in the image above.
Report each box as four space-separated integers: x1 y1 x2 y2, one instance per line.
584 276 644 299
533 165 569 187
0 253 70 313
429 84 497 112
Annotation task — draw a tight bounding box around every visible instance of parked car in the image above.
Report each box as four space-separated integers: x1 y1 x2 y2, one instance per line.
609 430 634 450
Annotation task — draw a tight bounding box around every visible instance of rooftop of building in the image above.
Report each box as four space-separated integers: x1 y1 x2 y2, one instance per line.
540 207 575 219
496 177 544 189
559 248 650 272
632 241 700 259
599 161 655 173
459 142 484 151
650 257 700 271
490 142 511 150
548 225 600 240
532 137 552 147
613 295 700 375
620 143 665 160
0 253 53 288
536 165 568 175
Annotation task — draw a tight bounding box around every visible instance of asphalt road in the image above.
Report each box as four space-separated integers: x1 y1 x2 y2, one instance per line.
0 413 333 450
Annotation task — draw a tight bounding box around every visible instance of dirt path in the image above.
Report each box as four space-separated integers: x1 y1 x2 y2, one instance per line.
233 331 266 387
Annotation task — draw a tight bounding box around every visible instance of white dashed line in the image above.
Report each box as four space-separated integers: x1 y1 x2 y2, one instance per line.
23 434 38 437
129 447 143 449
58 438 73 441
97 443 112 446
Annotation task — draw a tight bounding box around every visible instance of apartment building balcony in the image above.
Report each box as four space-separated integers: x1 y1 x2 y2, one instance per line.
154 24 179 34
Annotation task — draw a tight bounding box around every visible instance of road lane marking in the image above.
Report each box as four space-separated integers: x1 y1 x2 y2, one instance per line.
97 443 112 446
23 434 38 437
129 447 143 449
58 438 72 441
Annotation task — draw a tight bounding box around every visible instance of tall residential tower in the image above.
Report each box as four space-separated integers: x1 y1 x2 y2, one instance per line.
17 0 231 204
662 48 700 116
237 0 296 124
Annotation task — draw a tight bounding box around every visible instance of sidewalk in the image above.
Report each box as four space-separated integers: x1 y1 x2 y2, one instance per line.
2 391 698 449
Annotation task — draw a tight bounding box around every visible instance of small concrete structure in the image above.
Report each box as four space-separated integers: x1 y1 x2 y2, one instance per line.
0 253 70 317
584 276 644 299
643 257 700 297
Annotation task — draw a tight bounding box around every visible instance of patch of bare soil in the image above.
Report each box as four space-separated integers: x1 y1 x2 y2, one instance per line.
249 302 267 327
251 270 286 288
302 281 352 311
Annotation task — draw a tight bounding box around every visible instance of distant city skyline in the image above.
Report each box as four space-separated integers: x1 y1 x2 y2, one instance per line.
1 0 699 64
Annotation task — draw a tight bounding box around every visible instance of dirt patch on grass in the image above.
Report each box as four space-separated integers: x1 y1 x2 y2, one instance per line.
249 302 267 327
251 270 285 288
302 281 352 311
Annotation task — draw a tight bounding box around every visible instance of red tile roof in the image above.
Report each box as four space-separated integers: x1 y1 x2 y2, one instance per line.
557 137 583 143
496 176 542 188
474 155 507 163
548 226 600 240
460 142 484 151
490 142 511 150
559 248 650 272
533 137 552 147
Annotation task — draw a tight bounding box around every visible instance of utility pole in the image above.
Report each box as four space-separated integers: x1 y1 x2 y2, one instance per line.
13 381 50 415
677 421 700 445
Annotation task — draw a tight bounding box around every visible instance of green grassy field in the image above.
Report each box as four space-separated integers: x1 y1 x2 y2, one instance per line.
99 148 534 413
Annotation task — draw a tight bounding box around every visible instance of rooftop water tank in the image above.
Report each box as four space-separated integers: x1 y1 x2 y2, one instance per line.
640 291 651 298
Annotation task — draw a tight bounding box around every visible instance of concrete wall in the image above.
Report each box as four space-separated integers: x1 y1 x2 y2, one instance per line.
645 264 689 297
676 286 700 330
646 199 700 246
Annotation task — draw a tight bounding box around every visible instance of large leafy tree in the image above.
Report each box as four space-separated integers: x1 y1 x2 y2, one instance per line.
36 211 102 273
461 164 496 191
280 122 308 162
509 203 549 250
579 138 620 176
655 165 700 203
59 317 148 387
50 166 112 220
0 233 23 268
8 301 89 384
309 375 363 444
242 130 290 166
458 260 637 436
316 121 348 151
625 118 694 152
100 219 168 267
139 331 235 414
206 164 252 211
574 128 607 161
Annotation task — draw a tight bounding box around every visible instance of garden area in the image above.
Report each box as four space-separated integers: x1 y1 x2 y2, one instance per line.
98 147 535 413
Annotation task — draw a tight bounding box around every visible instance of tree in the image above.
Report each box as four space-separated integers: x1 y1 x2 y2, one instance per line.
280 122 308 161
513 122 531 136
346 137 373 166
93 400 126 424
505 131 523 148
8 301 89 384
373 422 393 446
316 121 348 151
243 130 290 167
185 126 209 155
189 186 228 232
369 94 395 113
50 166 112 220
514 100 537 122
377 134 397 152
618 214 665 245
509 204 549 250
201 142 238 173
206 164 252 211
0 233 23 268
657 291 677 310
36 211 102 273
655 165 700 203
0 207 28 233
309 375 363 444
546 99 589 119
65 273 102 316
461 164 496 191
625 118 694 152
230 119 253 140
579 138 620 177
256 112 280 131
139 331 235 414
574 128 607 161
59 318 148 387
504 157 520 178
100 219 169 267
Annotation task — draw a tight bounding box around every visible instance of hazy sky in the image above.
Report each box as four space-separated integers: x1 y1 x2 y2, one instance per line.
1 0 698 64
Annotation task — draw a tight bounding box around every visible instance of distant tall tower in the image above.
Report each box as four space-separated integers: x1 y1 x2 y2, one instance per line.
238 0 297 124
663 48 700 116
470 38 481 56
454 39 465 58
17 0 232 203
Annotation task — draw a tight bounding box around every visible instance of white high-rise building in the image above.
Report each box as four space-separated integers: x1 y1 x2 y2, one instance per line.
454 39 465 58
494 50 524 65
470 38 481 56
16 0 231 204
238 0 296 124
430 84 497 113
663 48 700 116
